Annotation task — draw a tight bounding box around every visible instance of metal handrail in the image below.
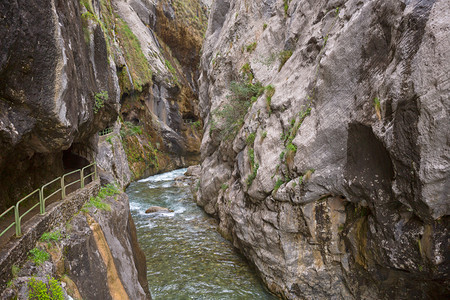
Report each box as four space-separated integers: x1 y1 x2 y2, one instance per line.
81 162 96 188
0 206 15 237
41 177 62 215
98 127 113 136
61 169 81 199
15 189 40 237
0 162 97 238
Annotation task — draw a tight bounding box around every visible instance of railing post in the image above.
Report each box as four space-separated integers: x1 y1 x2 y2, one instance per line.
39 188 45 215
61 176 65 199
15 205 21 237
81 168 85 188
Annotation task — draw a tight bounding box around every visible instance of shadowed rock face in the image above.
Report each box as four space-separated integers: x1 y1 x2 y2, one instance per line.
197 0 449 298
0 0 119 209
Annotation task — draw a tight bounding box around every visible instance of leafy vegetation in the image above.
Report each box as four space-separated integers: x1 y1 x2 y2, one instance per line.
274 178 284 191
28 276 64 300
115 17 153 92
265 85 275 114
246 132 256 146
221 183 229 191
29 248 49 266
40 230 62 243
120 121 143 137
374 97 381 120
240 62 254 82
83 183 120 212
263 23 268 30
212 81 264 140
246 148 259 187
283 0 292 16
246 42 257 53
93 91 108 114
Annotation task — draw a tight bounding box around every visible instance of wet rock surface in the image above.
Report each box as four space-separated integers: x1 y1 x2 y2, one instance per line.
197 0 450 299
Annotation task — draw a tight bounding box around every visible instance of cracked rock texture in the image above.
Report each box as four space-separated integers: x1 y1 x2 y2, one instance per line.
197 0 449 299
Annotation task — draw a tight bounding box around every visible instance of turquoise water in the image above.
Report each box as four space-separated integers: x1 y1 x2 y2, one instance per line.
127 169 277 299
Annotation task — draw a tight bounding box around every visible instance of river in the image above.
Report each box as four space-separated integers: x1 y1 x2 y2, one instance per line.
126 168 277 299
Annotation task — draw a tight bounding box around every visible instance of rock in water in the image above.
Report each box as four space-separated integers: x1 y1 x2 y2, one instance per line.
145 206 174 213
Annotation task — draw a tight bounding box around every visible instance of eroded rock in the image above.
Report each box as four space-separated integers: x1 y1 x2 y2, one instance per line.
197 0 450 298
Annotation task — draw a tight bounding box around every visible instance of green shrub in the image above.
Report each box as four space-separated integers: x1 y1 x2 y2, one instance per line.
287 142 297 153
28 276 64 300
94 91 108 114
40 230 61 243
262 131 267 139
29 248 49 266
221 183 229 191
83 183 120 212
263 23 268 30
120 121 143 137
240 62 253 82
213 81 264 140
246 132 256 146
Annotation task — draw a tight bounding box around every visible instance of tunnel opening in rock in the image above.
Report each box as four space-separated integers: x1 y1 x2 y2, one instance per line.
62 146 90 171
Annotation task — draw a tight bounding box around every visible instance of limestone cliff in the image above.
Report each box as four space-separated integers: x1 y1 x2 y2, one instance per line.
0 0 208 298
0 0 209 209
197 0 449 299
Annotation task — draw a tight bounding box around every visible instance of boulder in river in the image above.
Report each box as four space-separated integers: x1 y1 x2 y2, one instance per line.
145 206 174 213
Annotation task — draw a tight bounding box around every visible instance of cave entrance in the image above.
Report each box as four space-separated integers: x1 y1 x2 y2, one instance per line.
62 147 90 172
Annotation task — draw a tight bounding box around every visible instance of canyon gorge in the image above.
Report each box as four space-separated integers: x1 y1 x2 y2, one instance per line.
0 0 449 299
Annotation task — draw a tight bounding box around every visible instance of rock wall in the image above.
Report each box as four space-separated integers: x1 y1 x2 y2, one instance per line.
111 0 208 179
197 0 449 299
1 191 151 300
0 0 120 209
0 0 209 208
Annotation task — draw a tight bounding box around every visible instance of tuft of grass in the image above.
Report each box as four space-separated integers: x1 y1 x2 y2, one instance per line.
246 132 256 146
40 230 62 243
221 183 229 191
278 50 293 71
287 142 297 154
374 97 381 120
83 183 120 212
265 85 275 114
274 178 284 191
29 248 49 266
240 62 254 82
262 131 267 139
246 42 257 53
283 0 291 16
263 23 268 30
11 264 20 277
246 148 259 186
